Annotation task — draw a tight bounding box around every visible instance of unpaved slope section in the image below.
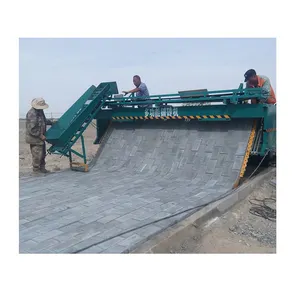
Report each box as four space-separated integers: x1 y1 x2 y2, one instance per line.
19 119 253 253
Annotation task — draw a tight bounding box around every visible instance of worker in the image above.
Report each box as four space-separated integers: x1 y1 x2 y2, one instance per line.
25 98 54 175
122 75 152 107
244 69 276 104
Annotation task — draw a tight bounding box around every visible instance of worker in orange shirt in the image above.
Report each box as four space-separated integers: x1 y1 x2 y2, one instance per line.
244 69 276 104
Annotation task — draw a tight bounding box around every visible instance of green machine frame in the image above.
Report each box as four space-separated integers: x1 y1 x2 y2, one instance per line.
46 81 276 171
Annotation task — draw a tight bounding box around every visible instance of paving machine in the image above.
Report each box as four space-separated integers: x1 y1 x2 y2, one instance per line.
45 81 276 184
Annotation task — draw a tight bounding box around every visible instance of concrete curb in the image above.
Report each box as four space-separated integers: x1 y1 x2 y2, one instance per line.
132 167 276 253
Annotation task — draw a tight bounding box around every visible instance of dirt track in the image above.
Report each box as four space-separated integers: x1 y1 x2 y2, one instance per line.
19 120 99 177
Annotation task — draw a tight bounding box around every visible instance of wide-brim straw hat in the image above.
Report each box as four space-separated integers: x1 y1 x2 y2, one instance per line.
31 98 49 110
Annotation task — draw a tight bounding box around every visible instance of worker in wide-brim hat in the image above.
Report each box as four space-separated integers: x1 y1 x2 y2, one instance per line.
25 98 54 175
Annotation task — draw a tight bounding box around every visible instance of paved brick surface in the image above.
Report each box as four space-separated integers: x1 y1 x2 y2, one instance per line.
19 120 252 253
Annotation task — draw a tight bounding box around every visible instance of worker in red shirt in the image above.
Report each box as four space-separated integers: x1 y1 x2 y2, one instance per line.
244 69 276 104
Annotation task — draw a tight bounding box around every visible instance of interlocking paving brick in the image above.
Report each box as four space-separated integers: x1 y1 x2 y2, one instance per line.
20 119 252 254
205 159 217 174
80 245 104 253
236 142 248 156
28 238 61 253
19 239 39 253
232 156 244 170
134 224 162 237
118 233 143 247
96 236 125 250
58 221 86 232
32 230 63 242
61 235 105 253
97 214 121 224
104 244 128 253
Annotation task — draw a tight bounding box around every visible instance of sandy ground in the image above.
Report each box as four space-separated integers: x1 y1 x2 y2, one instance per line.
19 120 99 177
152 175 276 253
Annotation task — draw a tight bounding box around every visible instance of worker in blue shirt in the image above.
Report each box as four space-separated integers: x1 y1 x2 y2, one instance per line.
123 75 152 108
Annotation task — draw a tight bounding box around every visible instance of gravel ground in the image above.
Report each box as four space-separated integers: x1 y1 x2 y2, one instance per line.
153 174 276 253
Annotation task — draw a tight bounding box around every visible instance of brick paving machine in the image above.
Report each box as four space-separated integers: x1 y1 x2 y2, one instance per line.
45 81 276 184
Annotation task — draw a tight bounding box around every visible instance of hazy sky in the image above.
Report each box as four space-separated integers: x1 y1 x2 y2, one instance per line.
19 38 276 117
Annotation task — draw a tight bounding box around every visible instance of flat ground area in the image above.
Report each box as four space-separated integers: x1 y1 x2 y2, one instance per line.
19 120 99 177
151 175 276 253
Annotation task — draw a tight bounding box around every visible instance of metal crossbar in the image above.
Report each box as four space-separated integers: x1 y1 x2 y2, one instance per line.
104 87 263 107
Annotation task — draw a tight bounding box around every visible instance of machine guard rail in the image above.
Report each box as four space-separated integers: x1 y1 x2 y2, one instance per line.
105 86 264 107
